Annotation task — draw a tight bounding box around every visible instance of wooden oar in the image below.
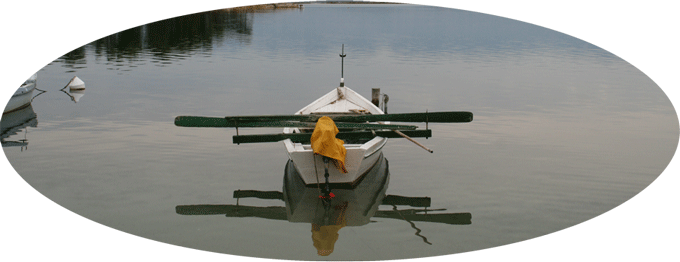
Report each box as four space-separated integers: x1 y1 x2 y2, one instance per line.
232 130 432 144
175 111 472 125
394 130 434 153
376 120 434 153
174 116 418 130
339 111 472 123
226 111 472 122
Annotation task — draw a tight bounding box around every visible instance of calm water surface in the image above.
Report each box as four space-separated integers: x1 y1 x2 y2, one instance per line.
3 4 678 261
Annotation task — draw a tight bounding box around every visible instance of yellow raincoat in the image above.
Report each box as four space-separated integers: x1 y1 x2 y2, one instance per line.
310 116 347 173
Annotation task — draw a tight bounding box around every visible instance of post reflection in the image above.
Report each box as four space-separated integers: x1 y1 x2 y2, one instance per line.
176 153 471 256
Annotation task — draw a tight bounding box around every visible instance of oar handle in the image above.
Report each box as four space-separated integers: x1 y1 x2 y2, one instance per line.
394 130 433 153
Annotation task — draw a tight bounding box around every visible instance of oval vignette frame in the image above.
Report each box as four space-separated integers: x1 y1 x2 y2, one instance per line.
1 1 678 262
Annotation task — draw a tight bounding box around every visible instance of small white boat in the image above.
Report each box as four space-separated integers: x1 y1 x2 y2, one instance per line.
283 85 388 187
4 74 37 114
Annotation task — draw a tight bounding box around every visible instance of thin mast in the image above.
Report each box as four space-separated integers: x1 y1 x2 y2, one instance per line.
339 44 346 87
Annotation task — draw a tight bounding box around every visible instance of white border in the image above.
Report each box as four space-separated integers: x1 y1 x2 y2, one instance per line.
1 1 677 262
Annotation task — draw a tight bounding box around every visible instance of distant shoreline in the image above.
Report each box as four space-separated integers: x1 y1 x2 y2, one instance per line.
309 1 401 4
221 2 401 12
221 3 303 12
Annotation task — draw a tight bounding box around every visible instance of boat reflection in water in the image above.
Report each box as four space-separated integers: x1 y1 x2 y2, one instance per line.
176 153 471 256
2 74 42 151
1 104 37 150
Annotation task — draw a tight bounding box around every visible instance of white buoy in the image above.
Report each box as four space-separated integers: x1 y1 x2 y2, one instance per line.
66 76 85 90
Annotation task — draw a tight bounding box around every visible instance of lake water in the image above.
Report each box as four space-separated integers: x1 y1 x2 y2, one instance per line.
2 3 678 261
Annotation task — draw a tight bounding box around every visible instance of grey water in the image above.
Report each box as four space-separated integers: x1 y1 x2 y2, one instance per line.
2 3 678 261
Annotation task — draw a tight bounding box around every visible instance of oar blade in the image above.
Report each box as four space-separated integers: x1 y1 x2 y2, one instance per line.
175 116 231 127
368 111 473 123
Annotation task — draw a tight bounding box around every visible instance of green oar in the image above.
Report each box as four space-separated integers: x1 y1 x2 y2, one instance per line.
333 111 473 123
174 116 418 130
175 111 472 125
232 129 432 144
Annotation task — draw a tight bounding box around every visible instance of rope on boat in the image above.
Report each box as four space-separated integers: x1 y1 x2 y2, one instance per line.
314 154 322 196
314 154 334 204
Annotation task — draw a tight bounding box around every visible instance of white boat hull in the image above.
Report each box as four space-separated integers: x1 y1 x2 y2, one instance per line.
1 104 37 148
4 81 36 114
284 137 387 186
282 86 387 187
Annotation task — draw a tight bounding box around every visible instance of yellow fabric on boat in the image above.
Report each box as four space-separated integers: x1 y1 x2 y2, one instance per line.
310 116 347 173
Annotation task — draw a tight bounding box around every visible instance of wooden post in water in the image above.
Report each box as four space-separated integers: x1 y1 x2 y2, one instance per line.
372 88 380 107
383 94 389 113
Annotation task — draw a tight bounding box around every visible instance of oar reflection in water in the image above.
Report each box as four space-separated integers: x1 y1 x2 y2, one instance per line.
175 155 471 256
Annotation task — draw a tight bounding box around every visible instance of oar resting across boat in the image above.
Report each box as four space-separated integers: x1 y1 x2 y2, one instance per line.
175 111 472 126
174 111 472 146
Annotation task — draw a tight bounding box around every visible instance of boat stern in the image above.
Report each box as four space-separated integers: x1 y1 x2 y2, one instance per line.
283 137 386 188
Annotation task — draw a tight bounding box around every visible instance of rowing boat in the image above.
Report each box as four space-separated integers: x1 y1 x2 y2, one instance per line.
283 84 389 187
174 45 473 192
